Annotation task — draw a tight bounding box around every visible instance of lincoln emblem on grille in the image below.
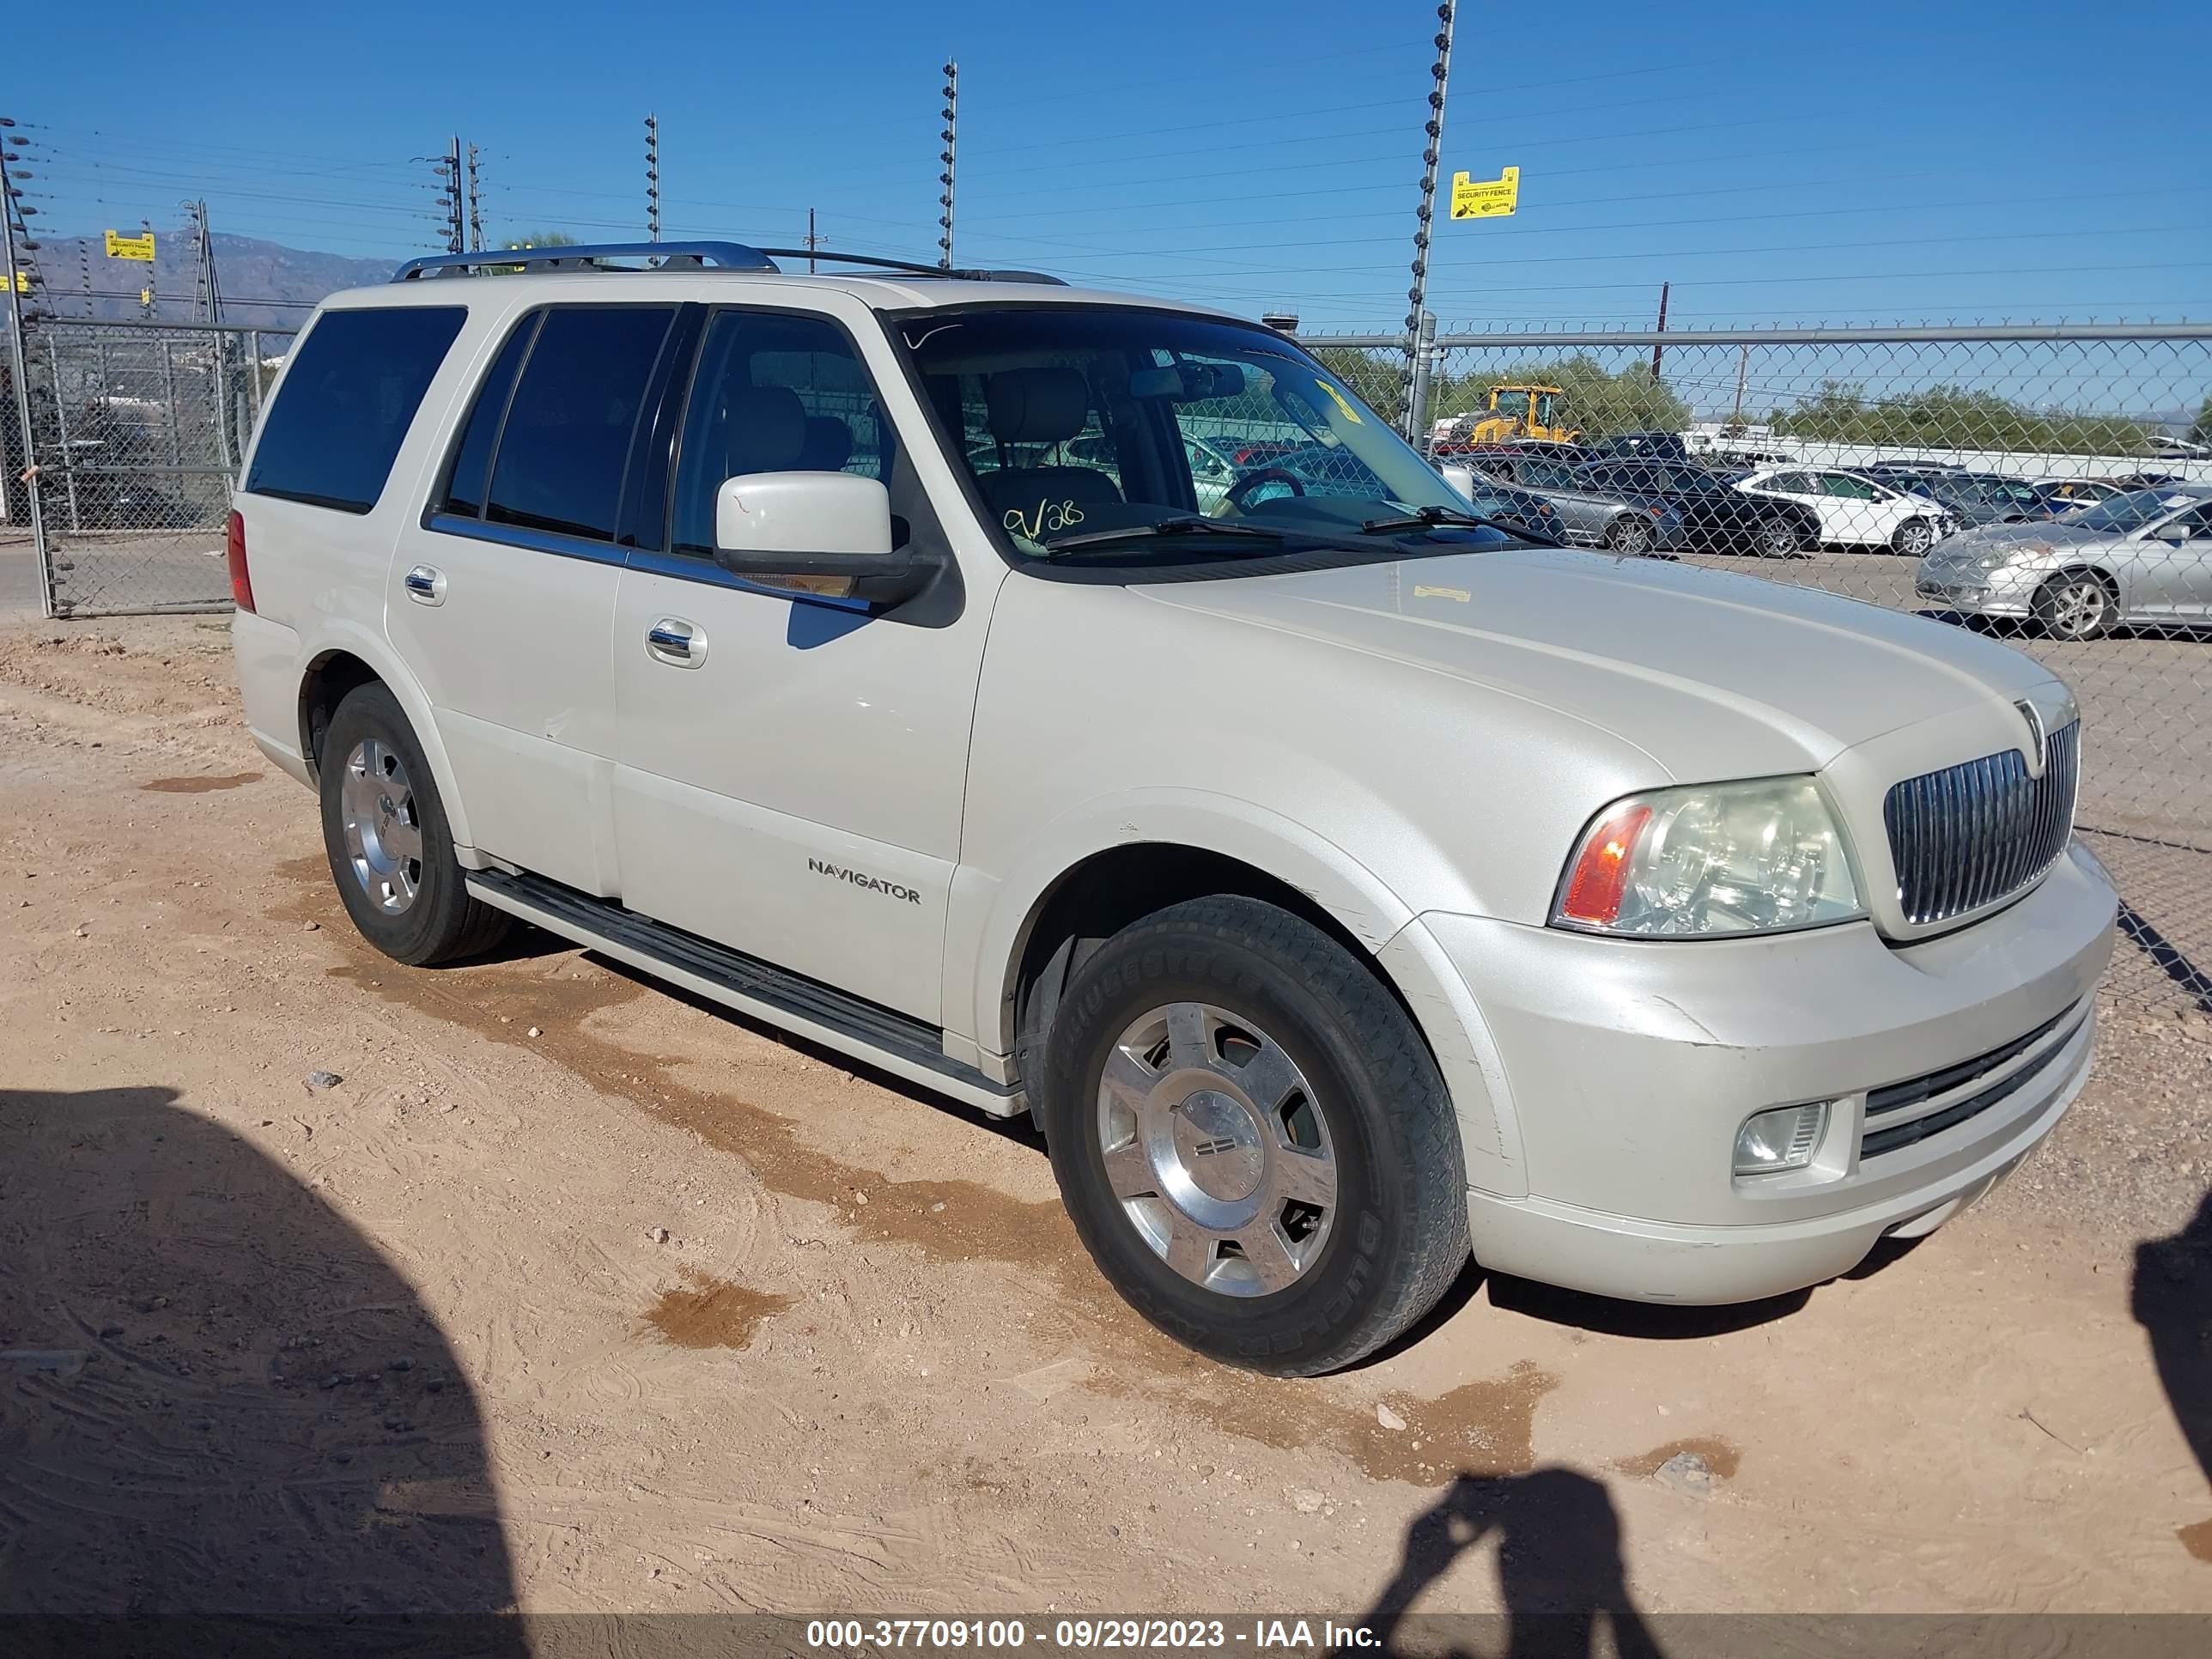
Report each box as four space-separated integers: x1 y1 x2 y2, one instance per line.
2014 699 2048 774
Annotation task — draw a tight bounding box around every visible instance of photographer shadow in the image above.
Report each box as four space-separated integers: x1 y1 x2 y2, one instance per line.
1353 1467 1664 1659
0 1085 519 1644
2134 1188 2212 1563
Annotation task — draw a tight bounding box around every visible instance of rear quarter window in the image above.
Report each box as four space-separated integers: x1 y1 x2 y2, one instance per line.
245 307 468 514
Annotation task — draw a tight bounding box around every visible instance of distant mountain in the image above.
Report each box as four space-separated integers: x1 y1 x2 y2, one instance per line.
18 230 400 330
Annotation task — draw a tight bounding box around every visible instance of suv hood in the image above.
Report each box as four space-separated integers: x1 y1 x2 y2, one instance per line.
1135 544 2059 781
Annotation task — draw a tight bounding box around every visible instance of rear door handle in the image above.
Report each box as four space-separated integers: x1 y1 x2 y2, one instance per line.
404 564 446 605
646 617 708 667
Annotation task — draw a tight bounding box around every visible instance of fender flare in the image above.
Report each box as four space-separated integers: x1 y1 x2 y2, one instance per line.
295 621 478 853
952 787 1519 1193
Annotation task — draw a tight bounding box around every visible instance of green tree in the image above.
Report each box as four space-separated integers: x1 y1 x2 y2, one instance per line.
502 230 580 249
2190 394 2212 447
1775 383 2150 457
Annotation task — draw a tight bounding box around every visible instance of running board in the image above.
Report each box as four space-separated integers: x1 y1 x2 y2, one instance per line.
465 867 1024 1118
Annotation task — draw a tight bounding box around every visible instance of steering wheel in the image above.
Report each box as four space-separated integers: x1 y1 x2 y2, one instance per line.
1224 466 1307 511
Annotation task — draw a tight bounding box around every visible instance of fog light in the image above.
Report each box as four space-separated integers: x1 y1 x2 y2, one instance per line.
1734 1102 1827 1176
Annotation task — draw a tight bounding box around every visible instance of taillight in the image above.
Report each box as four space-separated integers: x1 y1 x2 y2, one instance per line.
226 509 255 613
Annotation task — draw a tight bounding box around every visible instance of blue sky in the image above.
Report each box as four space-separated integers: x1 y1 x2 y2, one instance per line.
7 0 2208 332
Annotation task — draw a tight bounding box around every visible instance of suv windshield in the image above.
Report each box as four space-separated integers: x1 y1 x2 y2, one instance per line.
899 307 1474 557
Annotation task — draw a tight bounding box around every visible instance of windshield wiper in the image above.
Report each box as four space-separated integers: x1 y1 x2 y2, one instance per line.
1045 516 1285 552
1359 505 1561 544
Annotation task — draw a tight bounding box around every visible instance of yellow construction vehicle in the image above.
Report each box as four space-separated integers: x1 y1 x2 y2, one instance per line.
1463 383 1580 445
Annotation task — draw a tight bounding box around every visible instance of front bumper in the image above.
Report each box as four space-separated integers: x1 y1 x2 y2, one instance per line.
1915 558 2050 618
1418 842 2117 1304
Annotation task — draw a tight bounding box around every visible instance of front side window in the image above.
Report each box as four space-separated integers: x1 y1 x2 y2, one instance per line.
670 310 896 558
483 306 676 542
246 306 466 514
1823 474 1878 500
1534 391 1558 428
1492 389 1533 422
901 307 1474 559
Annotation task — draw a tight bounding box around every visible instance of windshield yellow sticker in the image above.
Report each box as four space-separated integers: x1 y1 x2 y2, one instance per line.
1414 584 1471 603
1315 380 1364 425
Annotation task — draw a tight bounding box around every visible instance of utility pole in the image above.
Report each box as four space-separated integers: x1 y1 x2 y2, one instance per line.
937 61 958 270
138 216 156 319
1401 3 1454 442
428 139 465 254
1729 342 1749 430
1650 281 1670 383
644 114 660 242
466 143 483 251
805 207 820 274
1407 309 1438 455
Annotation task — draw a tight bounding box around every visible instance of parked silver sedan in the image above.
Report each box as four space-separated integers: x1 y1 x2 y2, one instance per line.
1916 483 2212 639
1469 453 1689 555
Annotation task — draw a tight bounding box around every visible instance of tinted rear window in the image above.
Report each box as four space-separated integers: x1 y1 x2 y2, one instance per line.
484 307 676 542
441 316 539 518
245 307 466 513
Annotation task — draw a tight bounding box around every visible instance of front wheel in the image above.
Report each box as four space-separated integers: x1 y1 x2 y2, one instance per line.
1891 517 1936 556
1605 513 1654 556
1041 896 1469 1376
2033 570 2118 641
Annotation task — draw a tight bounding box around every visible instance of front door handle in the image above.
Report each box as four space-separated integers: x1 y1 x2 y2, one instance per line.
645 617 708 668
404 564 446 605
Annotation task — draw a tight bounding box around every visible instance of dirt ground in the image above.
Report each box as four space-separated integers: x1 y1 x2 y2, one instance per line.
1 614 2208 1626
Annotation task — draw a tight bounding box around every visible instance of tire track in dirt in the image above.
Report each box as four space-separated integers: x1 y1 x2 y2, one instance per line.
265 858 1596 1490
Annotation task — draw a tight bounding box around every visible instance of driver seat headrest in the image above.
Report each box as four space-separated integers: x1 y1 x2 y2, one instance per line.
985 367 1090 446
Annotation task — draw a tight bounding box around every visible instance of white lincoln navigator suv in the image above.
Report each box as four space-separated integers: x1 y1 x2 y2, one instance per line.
228 242 2117 1375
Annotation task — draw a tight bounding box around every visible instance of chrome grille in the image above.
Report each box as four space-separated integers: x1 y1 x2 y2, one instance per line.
1882 721 2078 927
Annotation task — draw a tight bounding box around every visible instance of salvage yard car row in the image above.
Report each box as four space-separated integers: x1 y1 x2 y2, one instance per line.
1443 439 2212 641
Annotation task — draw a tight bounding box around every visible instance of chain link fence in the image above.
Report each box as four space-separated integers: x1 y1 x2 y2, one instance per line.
7 310 2209 1011
3 317 294 617
1307 322 2212 1014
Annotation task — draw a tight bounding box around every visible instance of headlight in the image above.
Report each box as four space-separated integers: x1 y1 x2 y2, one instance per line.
1553 776 1865 937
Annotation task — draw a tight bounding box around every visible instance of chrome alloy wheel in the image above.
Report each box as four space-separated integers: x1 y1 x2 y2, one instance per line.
338 738 423 915
2047 578 2110 638
1095 1001 1338 1297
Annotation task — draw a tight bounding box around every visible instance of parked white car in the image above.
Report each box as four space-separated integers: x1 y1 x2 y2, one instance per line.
1735 465 1958 554
228 241 2115 1376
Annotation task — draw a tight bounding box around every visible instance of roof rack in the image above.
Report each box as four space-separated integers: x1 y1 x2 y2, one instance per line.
752 248 1066 286
392 240 777 281
390 240 1067 286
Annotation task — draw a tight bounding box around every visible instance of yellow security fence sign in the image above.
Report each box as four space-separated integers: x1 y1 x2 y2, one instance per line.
9 269 27 293
105 229 157 262
1450 166 1520 220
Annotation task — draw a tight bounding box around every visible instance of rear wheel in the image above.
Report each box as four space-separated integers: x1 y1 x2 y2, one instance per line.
319 683 509 965
1756 515 1807 558
2033 570 2118 641
1041 896 1469 1376
1605 513 1654 556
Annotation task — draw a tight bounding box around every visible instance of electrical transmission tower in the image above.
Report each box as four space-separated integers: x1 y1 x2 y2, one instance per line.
184 198 222 323
645 114 660 242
